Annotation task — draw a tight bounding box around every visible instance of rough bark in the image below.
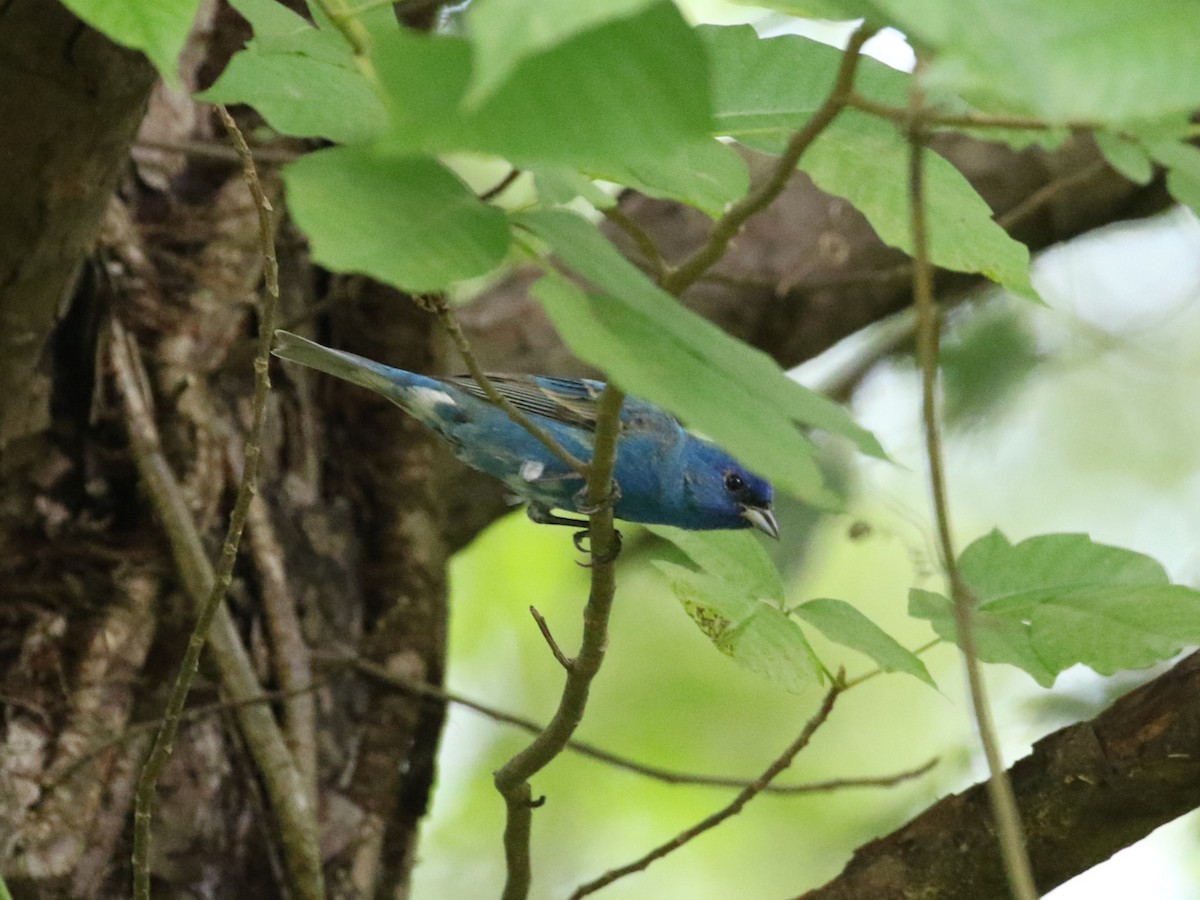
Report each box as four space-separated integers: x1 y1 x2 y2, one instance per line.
798 652 1200 900
0 0 156 450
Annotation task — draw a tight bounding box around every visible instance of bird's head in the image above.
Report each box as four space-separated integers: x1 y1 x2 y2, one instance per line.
682 442 778 538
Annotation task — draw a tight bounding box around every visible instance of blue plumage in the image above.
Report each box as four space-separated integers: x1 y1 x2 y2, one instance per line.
271 331 778 537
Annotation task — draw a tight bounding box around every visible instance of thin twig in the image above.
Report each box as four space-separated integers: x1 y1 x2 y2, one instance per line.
327 653 935 794
423 292 590 475
907 92 1039 900
571 681 844 898
530 606 572 671
850 92 1098 133
43 681 327 793
661 23 878 298
494 386 625 900
127 106 323 900
602 205 667 281
480 167 522 202
996 158 1109 230
841 637 942 689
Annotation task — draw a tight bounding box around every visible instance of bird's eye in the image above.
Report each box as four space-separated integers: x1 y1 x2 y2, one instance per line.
724 472 745 493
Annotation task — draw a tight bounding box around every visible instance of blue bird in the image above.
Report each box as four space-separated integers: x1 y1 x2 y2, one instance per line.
271 331 778 538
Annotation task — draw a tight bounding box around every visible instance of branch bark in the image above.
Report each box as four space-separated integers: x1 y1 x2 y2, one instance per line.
797 652 1200 899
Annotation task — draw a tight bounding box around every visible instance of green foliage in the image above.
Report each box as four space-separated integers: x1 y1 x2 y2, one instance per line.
372 7 716 176
198 0 385 142
870 0 1200 125
791 598 935 685
911 531 1200 686
651 527 931 691
1094 131 1155 186
282 148 510 291
700 25 1036 300
805 113 1037 299
649 526 824 693
59 0 200 85
464 0 656 103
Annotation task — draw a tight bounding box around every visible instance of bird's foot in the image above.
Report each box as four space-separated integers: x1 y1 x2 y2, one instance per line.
571 480 621 516
573 528 623 566
526 503 589 529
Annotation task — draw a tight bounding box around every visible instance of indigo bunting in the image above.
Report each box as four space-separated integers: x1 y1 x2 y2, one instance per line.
272 331 778 537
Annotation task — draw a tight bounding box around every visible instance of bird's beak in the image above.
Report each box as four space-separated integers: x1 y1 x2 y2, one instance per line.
740 505 780 540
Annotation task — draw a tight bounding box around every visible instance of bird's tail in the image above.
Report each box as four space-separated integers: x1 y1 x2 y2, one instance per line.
271 330 415 401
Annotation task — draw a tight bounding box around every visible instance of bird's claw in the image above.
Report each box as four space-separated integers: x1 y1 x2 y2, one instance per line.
572 480 621 516
573 528 623 566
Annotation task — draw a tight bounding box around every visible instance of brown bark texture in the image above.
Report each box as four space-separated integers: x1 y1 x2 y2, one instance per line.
0 1 1190 898
800 651 1200 900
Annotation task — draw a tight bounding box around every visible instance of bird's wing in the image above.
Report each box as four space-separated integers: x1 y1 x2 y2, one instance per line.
442 374 604 430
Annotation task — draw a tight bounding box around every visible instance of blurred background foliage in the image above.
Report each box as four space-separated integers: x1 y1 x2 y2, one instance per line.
412 203 1200 898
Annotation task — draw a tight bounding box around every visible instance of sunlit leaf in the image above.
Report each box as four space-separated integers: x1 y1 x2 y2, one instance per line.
910 531 1200 685
805 113 1037 299
792 598 935 686
283 147 509 292
655 562 822 693
649 526 784 603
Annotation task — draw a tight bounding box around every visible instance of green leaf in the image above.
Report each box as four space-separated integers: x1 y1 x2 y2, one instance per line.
655 562 822 693
909 588 1057 685
519 209 883 453
959 530 1170 613
1147 141 1200 218
1094 131 1154 186
60 0 200 85
465 0 656 104
792 598 935 686
699 25 1035 300
601 139 749 218
872 0 1200 124
805 113 1037 300
374 5 712 172
701 25 908 141
283 147 509 292
648 526 784 603
1031 586 1200 676
199 0 385 144
532 168 616 209
909 531 1200 685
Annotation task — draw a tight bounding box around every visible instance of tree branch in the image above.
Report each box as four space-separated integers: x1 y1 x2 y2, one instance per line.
796 652 1200 900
